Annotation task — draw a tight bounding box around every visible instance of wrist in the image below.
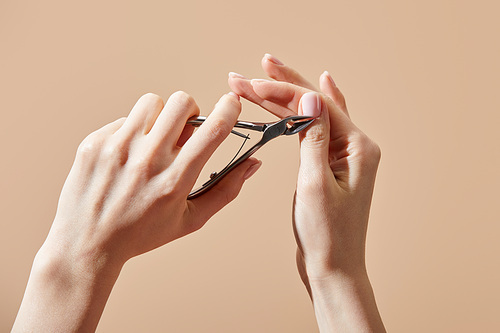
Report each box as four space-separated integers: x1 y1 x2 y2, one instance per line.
302 251 367 282
33 241 123 289
306 268 386 332
35 231 124 285
37 215 128 280
307 267 370 296
13 238 124 332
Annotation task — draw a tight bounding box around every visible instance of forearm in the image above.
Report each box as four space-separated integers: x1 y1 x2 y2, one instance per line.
12 242 122 332
308 269 386 333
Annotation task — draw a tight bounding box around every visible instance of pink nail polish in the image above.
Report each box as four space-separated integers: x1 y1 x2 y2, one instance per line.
323 71 336 87
264 53 284 66
301 92 321 118
229 72 247 79
243 160 262 180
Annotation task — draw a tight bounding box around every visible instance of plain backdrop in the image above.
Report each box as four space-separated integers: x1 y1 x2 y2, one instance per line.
1 0 499 332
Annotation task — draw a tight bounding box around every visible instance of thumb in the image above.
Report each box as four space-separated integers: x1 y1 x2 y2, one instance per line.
298 92 331 171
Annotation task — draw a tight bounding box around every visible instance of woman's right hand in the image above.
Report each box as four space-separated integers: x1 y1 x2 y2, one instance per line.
229 54 385 332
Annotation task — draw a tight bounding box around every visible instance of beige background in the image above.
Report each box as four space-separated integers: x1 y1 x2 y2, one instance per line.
1 0 499 331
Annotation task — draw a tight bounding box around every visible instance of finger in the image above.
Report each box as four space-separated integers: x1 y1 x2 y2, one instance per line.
228 73 295 118
186 157 262 227
250 79 353 138
298 92 331 171
261 53 317 90
148 91 200 147
117 93 165 137
319 71 349 117
175 93 242 187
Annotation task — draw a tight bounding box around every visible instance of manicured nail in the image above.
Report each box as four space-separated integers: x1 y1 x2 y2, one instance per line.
250 79 270 86
229 72 247 79
301 92 322 118
227 92 240 100
243 160 262 180
264 53 284 66
323 71 336 87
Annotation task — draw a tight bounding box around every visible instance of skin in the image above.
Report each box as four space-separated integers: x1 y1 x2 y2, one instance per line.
228 54 386 332
12 55 385 332
12 91 262 332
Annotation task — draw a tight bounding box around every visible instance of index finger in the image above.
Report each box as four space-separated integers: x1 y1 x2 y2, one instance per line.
261 53 317 91
233 78 353 137
174 93 242 188
228 75 296 118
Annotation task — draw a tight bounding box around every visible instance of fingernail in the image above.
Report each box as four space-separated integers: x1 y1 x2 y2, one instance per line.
250 79 270 87
227 92 240 101
301 92 322 118
264 53 284 66
323 71 336 87
243 160 262 180
229 72 247 79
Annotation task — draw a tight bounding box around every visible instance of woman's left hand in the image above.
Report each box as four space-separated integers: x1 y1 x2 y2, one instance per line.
12 91 261 332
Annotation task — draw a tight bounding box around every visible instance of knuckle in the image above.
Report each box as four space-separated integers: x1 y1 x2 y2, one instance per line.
132 157 148 172
140 93 164 109
77 133 103 156
356 133 381 165
129 154 155 176
101 139 128 164
302 124 328 148
169 90 196 110
128 146 167 179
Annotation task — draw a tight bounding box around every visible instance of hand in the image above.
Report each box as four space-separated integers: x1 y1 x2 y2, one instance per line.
50 91 261 264
12 91 261 332
229 56 379 280
229 54 385 332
